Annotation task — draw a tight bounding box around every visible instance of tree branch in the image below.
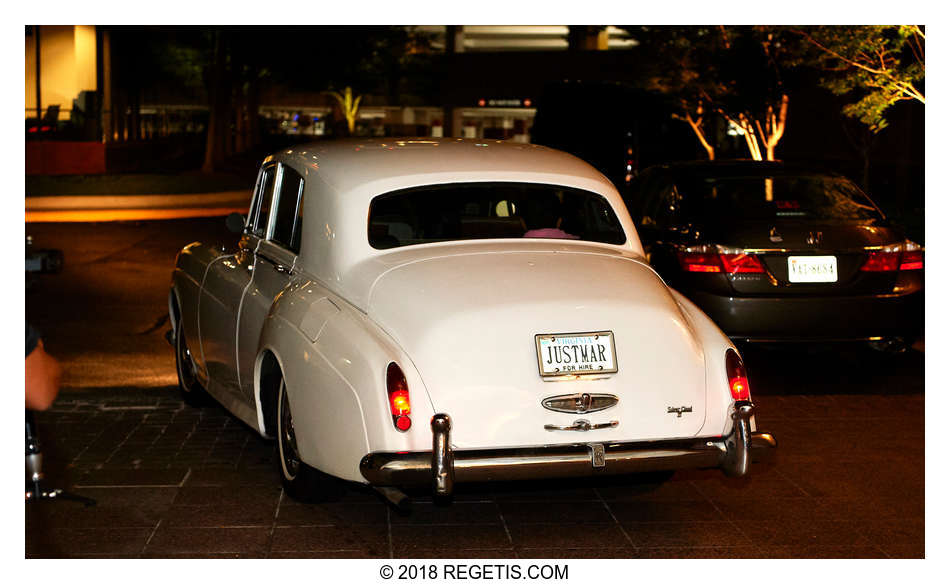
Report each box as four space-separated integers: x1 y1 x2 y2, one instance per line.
673 102 716 160
794 28 924 104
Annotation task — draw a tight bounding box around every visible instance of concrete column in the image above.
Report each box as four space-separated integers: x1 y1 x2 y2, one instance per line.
441 25 465 137
446 25 464 53
568 25 608 51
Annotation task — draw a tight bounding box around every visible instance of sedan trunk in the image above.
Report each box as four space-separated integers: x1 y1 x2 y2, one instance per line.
367 248 708 449
704 221 907 296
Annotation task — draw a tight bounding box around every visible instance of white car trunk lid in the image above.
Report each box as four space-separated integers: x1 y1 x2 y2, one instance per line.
368 249 706 449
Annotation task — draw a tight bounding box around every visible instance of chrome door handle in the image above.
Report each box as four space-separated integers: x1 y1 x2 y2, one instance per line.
544 419 619 432
273 263 290 273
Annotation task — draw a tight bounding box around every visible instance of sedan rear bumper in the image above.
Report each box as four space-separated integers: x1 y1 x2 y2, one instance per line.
359 403 776 496
690 289 923 342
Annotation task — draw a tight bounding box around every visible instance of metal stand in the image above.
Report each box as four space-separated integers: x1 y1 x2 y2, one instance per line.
26 411 96 507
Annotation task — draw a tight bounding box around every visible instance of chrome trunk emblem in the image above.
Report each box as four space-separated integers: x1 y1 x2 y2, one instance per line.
667 406 693 418
542 392 618 414
769 226 783 243
806 231 822 245
589 443 606 467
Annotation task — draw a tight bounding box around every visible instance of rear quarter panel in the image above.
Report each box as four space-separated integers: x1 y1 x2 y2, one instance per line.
257 278 437 483
669 289 739 436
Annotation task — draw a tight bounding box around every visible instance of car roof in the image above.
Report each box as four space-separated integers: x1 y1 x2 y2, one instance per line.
264 138 643 306
272 137 614 195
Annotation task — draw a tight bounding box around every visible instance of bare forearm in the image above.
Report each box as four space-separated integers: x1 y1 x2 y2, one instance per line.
26 341 61 411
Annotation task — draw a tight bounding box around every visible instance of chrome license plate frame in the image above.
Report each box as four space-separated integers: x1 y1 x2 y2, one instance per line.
535 331 618 378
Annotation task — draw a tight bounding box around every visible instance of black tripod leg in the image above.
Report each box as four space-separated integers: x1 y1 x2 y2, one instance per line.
26 410 97 507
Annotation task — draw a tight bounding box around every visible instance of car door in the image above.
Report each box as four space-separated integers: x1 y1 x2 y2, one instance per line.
198 163 275 400
236 163 305 402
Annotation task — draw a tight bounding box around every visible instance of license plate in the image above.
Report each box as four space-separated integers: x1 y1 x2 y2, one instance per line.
788 255 838 283
535 332 618 377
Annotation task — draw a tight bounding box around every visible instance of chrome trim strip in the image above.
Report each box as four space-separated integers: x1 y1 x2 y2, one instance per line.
737 335 892 343
737 244 906 254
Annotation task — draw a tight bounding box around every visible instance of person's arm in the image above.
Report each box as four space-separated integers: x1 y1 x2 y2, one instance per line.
26 339 61 411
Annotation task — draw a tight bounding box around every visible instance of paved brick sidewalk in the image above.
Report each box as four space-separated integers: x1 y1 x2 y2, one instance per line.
25 388 924 559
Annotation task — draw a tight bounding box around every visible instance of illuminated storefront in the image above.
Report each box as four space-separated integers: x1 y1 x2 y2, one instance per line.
25 25 98 122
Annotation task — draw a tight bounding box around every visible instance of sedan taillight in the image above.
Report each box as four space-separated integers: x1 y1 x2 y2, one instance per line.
676 245 721 272
386 362 412 431
899 242 924 270
861 240 923 272
725 349 751 401
677 245 766 275
719 252 766 274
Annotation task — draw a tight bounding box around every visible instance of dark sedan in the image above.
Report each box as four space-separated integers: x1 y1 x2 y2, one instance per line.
627 161 923 346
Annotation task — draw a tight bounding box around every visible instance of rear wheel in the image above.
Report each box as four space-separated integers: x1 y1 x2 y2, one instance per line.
175 323 208 406
276 378 342 502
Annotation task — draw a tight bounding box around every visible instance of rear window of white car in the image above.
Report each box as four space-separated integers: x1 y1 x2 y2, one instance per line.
368 183 626 249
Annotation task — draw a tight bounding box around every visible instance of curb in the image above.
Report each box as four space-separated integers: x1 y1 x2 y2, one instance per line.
25 190 250 223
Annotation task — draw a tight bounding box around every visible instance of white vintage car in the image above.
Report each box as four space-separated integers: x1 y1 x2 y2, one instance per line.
169 138 775 504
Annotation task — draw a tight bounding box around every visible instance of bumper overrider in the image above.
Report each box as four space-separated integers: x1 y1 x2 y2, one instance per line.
360 401 777 496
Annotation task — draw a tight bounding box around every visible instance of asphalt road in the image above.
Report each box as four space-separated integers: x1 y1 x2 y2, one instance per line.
27 218 235 390
24 218 926 559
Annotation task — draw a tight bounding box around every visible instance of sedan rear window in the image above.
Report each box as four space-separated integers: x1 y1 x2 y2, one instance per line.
676 175 884 224
368 183 626 249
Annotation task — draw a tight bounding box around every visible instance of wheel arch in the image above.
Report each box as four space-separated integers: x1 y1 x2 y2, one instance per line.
255 348 283 438
168 287 181 334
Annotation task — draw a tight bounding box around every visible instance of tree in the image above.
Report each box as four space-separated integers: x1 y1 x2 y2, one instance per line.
711 27 793 162
672 100 717 160
633 26 731 160
325 87 362 135
631 26 793 161
793 25 924 132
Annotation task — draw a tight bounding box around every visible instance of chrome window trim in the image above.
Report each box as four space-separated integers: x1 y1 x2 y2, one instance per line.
266 163 305 255
245 166 266 232
250 163 279 238
265 163 285 241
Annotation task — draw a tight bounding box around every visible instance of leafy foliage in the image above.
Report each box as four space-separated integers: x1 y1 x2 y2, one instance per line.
629 26 795 160
793 25 924 132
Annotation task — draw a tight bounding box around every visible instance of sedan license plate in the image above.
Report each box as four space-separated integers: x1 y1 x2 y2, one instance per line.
788 255 838 283
535 332 617 377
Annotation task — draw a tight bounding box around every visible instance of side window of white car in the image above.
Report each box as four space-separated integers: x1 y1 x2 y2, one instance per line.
271 165 305 254
251 165 278 238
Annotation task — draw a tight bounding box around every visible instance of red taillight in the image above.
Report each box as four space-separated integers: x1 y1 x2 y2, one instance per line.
861 241 924 272
900 249 923 271
386 362 411 432
861 251 899 272
725 349 750 401
677 249 721 273
720 253 766 274
678 246 766 275
395 415 412 431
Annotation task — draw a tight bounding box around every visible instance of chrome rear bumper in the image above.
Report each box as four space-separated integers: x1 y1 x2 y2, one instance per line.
359 402 776 497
